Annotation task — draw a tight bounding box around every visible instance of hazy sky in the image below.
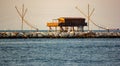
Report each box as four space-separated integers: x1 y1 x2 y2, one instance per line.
0 0 120 30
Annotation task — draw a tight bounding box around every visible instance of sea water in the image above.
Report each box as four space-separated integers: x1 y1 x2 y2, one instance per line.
0 38 120 66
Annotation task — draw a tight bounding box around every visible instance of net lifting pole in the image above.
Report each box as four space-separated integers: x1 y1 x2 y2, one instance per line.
75 4 108 30
15 4 38 31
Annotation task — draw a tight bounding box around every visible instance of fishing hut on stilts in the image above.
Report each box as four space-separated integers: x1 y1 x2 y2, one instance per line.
47 17 87 32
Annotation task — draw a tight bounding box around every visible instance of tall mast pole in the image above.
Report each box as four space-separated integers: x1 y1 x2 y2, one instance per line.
88 4 90 31
21 4 24 31
15 4 38 31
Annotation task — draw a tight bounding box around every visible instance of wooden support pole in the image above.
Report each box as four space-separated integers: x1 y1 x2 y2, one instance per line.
88 4 90 31
21 4 24 30
55 27 57 32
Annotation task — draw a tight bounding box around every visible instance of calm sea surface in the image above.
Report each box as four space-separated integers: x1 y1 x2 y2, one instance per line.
0 38 120 66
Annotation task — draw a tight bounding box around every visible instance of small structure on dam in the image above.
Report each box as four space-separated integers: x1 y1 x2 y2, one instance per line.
47 17 87 32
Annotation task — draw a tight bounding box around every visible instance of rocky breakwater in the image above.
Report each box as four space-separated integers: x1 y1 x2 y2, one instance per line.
0 31 120 38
